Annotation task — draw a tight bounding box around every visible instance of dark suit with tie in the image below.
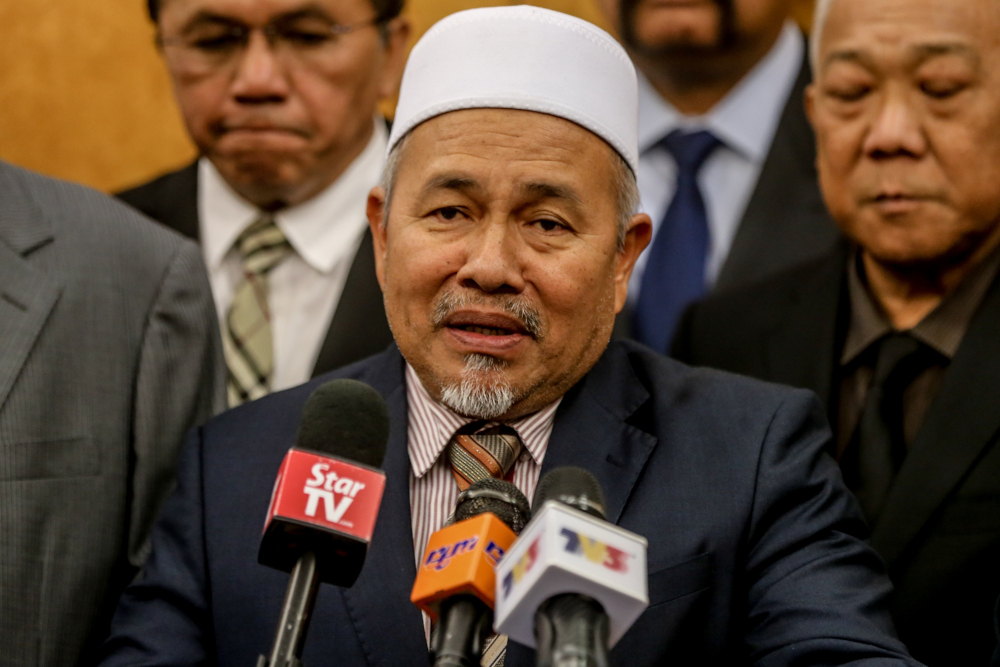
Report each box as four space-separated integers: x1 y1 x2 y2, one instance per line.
617 55 839 341
713 55 838 293
100 340 919 666
673 243 1000 665
117 161 393 375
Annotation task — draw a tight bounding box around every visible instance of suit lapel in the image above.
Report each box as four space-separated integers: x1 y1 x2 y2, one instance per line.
871 272 1000 566
506 343 658 667
0 165 62 411
339 347 428 666
763 244 849 412
311 228 393 377
715 54 838 293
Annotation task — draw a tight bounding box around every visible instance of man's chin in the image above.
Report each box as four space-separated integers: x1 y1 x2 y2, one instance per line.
211 157 310 206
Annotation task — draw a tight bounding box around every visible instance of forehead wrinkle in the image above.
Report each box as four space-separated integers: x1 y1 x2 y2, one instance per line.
516 181 584 209
823 41 980 74
419 173 485 199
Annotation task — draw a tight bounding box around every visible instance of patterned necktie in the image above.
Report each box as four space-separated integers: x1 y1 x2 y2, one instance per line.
448 423 524 491
446 423 524 666
840 333 942 524
634 129 721 352
222 213 294 407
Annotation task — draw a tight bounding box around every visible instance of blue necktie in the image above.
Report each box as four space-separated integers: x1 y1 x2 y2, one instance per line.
634 129 721 352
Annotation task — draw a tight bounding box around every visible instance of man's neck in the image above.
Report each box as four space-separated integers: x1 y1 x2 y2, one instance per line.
862 229 1000 330
633 27 786 116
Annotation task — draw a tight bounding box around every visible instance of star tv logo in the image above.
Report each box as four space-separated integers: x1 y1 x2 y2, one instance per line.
302 463 367 525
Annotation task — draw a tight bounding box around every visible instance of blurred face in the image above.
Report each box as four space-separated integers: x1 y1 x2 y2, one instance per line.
157 0 408 207
368 109 651 420
600 0 792 61
808 0 1000 270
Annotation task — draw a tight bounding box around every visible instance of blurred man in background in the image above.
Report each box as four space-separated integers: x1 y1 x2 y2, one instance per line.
596 0 839 351
0 159 223 667
120 0 409 405
675 0 1000 662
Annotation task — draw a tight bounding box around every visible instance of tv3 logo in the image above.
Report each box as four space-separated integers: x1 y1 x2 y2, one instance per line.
560 528 629 572
424 536 479 571
302 463 366 524
501 538 540 597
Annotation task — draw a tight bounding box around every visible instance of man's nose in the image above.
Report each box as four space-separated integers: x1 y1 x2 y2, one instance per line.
863 87 927 159
455 221 526 295
230 30 290 103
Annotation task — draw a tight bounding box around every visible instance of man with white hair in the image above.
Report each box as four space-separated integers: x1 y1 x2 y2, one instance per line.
100 6 918 666
675 0 1000 663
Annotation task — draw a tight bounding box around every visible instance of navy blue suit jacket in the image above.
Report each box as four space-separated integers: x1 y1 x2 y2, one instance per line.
100 341 918 666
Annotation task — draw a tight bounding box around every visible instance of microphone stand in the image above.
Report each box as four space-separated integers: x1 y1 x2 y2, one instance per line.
257 550 320 667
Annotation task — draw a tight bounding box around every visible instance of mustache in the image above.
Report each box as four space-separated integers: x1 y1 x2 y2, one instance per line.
431 291 544 339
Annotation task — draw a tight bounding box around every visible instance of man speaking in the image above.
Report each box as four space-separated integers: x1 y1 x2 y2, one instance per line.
101 6 918 666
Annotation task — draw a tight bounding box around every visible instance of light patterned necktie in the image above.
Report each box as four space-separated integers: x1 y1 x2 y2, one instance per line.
222 213 294 406
447 423 524 667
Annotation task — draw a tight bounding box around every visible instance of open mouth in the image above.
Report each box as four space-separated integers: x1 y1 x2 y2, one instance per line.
451 325 520 336
442 310 534 354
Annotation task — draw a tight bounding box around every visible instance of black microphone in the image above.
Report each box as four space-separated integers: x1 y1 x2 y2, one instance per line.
532 468 611 667
411 478 531 667
257 379 390 667
494 467 647 667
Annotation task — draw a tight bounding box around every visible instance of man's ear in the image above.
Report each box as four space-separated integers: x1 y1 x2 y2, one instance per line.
367 186 389 289
805 82 818 130
614 212 652 313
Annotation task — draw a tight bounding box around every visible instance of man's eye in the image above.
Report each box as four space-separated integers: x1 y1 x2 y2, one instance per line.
191 33 245 52
434 207 463 221
829 86 870 103
534 219 565 232
921 80 965 99
279 29 333 47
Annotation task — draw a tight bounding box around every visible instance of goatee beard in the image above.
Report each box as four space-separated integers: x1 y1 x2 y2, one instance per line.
439 353 517 420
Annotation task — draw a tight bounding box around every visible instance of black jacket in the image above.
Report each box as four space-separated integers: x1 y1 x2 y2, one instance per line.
674 242 1000 666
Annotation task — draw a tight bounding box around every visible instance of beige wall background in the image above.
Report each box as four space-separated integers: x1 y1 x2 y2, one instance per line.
0 0 815 193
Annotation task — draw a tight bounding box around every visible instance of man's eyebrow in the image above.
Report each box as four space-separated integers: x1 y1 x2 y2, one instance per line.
517 182 583 208
181 4 334 32
911 42 979 65
272 6 338 24
822 49 869 70
823 42 980 71
421 174 485 197
182 11 245 33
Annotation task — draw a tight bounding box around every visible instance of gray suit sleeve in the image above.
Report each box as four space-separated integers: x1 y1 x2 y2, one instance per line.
743 390 921 666
128 240 225 569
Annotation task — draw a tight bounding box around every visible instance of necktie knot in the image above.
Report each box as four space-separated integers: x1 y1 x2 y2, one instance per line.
661 129 721 174
448 422 524 491
870 332 941 388
235 213 293 276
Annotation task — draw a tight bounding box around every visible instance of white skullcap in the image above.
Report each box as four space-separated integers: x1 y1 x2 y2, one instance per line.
388 5 639 173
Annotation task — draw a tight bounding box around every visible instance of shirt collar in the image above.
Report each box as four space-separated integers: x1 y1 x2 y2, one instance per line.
198 118 387 273
636 21 804 161
405 363 560 479
842 245 1000 365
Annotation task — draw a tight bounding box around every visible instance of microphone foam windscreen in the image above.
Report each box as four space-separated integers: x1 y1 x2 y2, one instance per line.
533 467 607 520
295 379 390 468
454 479 531 534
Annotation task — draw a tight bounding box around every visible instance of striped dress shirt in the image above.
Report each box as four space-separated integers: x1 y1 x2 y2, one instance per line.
405 363 561 641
